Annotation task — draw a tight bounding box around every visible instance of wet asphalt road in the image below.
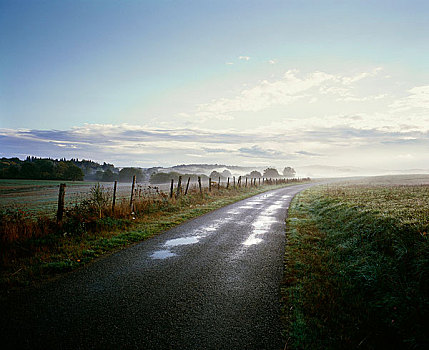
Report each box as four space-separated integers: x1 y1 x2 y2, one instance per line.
1 184 313 350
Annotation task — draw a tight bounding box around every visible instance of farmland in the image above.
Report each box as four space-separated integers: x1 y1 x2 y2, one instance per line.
0 179 170 216
282 175 429 349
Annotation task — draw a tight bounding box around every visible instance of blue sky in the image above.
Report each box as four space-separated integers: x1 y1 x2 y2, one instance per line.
1 0 429 173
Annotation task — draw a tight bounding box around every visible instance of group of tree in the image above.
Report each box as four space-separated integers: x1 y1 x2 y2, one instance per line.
0 157 84 181
69 158 119 181
150 172 209 184
263 167 296 178
208 169 232 179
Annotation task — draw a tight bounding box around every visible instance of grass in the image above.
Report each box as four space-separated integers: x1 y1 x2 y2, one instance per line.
0 179 307 293
282 182 429 349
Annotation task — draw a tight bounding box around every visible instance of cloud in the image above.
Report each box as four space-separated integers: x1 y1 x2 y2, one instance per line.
341 67 383 85
193 68 389 122
1 120 429 170
390 85 429 111
295 151 323 157
238 56 251 61
202 147 230 153
337 94 387 102
268 59 277 64
2 68 429 170
196 70 335 117
238 145 291 159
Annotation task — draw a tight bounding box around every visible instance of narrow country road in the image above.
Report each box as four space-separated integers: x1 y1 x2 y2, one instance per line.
1 184 313 350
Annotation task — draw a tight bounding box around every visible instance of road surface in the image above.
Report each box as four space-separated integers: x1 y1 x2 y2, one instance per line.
1 184 313 349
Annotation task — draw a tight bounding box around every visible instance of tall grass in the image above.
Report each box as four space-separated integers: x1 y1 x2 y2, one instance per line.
282 185 429 349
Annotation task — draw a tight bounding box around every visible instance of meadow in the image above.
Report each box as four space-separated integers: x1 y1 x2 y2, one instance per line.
282 175 429 349
0 179 168 215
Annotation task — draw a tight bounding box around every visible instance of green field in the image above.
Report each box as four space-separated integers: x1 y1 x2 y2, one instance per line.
282 174 429 349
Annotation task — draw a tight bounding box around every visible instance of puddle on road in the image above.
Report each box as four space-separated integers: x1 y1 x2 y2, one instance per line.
252 216 277 231
151 235 204 260
243 233 263 246
242 211 280 247
164 236 201 247
227 209 240 215
151 250 177 259
246 200 263 205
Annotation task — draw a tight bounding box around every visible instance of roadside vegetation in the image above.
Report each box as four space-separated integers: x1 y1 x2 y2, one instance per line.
282 183 429 349
0 178 308 292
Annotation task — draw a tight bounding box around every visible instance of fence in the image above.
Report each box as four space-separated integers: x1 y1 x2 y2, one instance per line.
55 176 311 221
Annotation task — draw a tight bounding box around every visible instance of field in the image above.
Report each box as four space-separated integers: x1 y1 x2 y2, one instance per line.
282 175 429 349
0 179 172 216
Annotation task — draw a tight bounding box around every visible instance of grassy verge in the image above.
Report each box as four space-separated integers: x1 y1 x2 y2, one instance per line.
1 182 302 293
282 184 429 349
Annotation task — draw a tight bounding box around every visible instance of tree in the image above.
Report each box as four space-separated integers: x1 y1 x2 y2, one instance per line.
20 162 39 179
210 170 222 179
101 169 118 182
283 166 296 177
222 169 232 178
63 163 84 181
263 167 280 178
35 159 54 179
119 167 144 182
248 170 262 178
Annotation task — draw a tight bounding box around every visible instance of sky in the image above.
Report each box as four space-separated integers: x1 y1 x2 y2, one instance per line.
1 0 429 174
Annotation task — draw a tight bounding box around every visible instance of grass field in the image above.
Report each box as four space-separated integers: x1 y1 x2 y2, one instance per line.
282 175 429 349
0 179 170 216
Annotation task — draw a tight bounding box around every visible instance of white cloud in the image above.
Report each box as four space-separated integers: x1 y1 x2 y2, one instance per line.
3 67 429 171
196 70 335 117
338 93 387 102
341 67 383 85
390 85 429 110
189 68 393 122
238 56 251 61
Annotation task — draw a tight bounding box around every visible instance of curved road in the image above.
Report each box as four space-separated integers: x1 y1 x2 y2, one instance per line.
1 184 312 349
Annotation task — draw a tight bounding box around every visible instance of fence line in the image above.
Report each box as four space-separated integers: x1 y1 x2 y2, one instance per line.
55 176 311 218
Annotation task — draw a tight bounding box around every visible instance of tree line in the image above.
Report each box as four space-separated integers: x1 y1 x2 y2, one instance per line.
0 157 84 181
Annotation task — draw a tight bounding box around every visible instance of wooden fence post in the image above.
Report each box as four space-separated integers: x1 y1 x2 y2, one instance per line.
233 176 236 188
245 177 248 187
177 176 182 197
218 177 220 190
170 179 174 198
184 177 191 195
226 177 230 189
112 180 117 213
259 178 261 186
130 175 136 212
238 176 241 188
57 183 66 224
198 176 202 197
209 177 212 192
